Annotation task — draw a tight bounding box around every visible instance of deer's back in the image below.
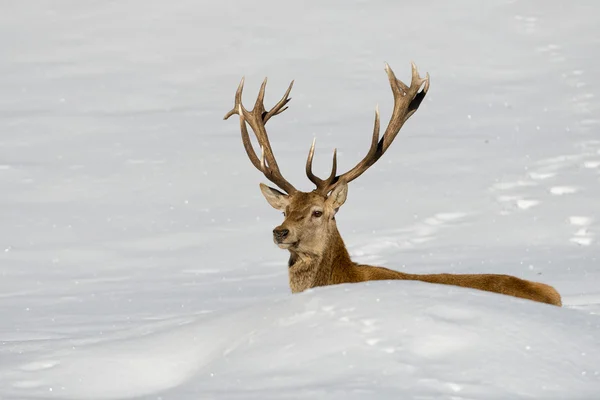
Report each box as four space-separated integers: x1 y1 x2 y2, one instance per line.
331 264 561 306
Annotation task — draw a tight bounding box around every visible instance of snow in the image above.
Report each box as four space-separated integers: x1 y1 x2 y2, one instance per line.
1 0 599 399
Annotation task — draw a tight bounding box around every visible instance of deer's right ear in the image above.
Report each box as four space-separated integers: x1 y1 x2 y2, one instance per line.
326 181 348 211
259 183 289 211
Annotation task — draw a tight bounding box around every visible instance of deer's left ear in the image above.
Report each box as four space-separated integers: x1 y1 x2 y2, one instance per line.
326 181 348 211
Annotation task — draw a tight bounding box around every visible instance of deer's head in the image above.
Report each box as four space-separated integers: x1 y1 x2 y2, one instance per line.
224 63 429 256
259 182 348 254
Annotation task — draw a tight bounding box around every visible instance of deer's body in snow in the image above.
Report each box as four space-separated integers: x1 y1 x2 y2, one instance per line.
224 63 562 307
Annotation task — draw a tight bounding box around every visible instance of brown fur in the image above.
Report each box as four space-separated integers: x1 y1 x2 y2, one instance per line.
264 188 562 307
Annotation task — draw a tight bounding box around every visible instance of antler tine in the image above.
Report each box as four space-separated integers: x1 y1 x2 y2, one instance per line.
409 61 429 90
368 104 382 161
328 63 429 187
385 63 408 95
224 77 297 194
306 138 321 187
327 148 337 185
254 78 268 114
223 77 247 120
264 80 294 123
422 71 431 97
306 138 338 193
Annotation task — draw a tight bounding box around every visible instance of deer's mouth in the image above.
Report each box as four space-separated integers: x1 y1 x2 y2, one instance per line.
277 241 298 249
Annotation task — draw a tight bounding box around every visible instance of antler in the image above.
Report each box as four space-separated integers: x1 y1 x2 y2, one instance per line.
308 62 430 194
223 77 297 194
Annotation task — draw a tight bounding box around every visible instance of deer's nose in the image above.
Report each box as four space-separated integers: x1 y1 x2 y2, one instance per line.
273 227 289 242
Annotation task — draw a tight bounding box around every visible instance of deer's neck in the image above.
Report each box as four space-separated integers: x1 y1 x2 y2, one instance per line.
287 225 352 293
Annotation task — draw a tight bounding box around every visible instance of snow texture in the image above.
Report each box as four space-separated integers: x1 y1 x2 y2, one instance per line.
1 0 599 399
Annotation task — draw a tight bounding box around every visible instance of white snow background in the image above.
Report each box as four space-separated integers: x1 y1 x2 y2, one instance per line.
1 0 599 399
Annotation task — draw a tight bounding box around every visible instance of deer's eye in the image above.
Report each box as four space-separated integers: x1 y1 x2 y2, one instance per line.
312 210 323 218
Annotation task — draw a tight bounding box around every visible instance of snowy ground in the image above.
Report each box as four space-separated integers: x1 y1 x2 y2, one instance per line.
1 0 599 399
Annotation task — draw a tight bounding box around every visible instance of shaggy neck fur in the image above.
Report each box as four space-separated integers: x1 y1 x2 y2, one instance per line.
287 223 352 293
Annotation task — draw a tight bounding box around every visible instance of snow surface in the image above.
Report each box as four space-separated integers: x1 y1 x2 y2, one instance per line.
1 0 599 399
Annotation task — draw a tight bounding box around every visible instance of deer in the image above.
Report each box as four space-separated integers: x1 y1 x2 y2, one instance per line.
223 62 562 307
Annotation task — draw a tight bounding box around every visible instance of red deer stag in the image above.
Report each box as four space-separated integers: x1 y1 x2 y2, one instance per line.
223 63 562 306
